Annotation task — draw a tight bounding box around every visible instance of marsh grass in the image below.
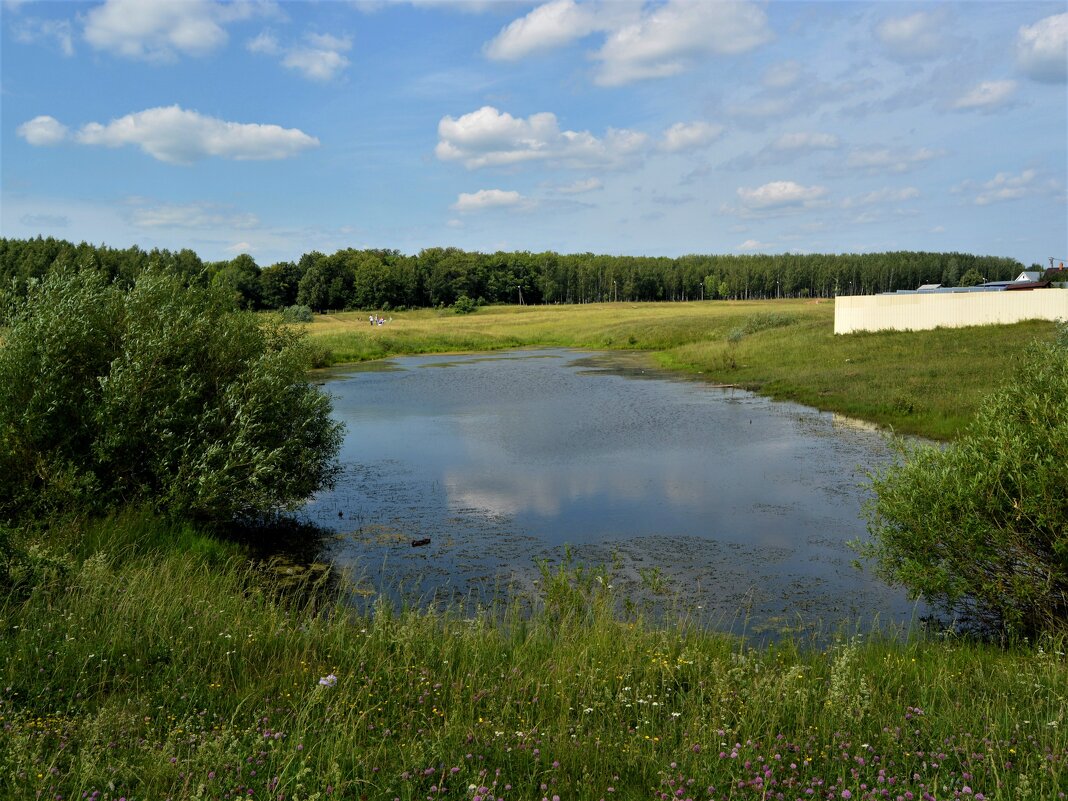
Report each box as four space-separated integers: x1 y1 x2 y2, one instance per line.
2 513 1065 800
303 302 1059 440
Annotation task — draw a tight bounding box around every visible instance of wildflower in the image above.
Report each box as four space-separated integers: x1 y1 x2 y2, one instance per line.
319 674 337 688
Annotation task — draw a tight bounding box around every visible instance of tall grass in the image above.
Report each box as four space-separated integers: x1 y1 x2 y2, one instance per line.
2 513 1065 800
303 303 1060 440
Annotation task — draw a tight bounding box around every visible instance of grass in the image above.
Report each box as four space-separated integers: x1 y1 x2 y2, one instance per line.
5 306 1064 799
303 301 1060 440
2 512 1066 800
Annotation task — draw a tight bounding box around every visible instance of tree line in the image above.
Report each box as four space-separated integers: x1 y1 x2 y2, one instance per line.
1 236 1027 313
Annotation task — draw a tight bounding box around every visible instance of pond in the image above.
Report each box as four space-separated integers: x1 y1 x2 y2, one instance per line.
301 348 922 639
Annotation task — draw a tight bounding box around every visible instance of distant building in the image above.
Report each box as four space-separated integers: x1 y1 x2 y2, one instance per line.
1015 271 1043 283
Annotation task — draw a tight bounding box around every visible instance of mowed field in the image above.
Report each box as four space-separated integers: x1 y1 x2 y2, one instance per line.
305 300 1059 440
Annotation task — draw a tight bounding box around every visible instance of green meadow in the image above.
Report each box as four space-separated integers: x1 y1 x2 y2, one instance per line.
305 300 1060 440
2 512 1065 801
3 299 1066 800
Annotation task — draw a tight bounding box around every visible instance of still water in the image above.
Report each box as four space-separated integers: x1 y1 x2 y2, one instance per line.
302 349 921 637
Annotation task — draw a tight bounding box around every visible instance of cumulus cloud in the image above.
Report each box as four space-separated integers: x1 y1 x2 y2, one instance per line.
846 146 944 174
83 0 264 61
841 187 920 209
19 106 318 164
452 189 525 212
247 30 353 81
484 0 602 60
874 10 945 62
737 180 827 210
952 80 1018 111
17 115 70 146
246 30 281 55
282 33 352 81
971 169 1038 205
436 105 647 170
594 1 773 86
483 0 772 85
660 121 724 153
1016 12 1067 83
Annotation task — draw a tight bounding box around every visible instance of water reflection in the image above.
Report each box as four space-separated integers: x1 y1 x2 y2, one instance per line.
303 349 921 638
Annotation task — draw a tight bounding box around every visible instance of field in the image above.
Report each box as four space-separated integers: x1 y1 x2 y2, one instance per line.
305 301 1059 440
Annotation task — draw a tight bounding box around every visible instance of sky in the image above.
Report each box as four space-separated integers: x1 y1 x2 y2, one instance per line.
2 0 1066 267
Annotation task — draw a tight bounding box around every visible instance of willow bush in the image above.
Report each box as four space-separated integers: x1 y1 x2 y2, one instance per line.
861 324 1068 636
0 268 343 524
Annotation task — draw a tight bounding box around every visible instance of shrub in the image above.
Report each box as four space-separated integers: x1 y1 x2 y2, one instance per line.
0 268 344 524
280 304 314 323
860 325 1068 636
452 294 477 314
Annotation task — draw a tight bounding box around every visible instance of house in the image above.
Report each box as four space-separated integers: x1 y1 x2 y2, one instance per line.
1014 271 1043 283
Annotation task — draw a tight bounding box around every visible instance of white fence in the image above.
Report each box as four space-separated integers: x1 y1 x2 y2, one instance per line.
834 289 1068 334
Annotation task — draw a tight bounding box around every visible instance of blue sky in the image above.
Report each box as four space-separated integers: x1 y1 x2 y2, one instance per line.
2 0 1066 267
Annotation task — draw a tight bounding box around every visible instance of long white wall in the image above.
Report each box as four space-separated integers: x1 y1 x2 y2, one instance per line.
834 289 1068 334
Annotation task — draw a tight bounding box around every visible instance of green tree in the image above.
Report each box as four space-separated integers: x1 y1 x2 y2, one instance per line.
958 268 986 287
860 326 1068 636
259 261 303 309
0 268 344 524
211 253 261 309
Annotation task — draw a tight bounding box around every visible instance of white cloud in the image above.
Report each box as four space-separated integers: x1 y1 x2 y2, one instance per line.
952 80 1018 111
484 0 601 61
83 0 264 61
14 17 75 56
737 181 827 210
17 115 70 146
249 30 353 81
27 106 319 165
555 178 603 194
973 169 1038 206
762 60 801 89
736 238 772 251
225 241 255 254
1016 13 1068 83
771 132 839 152
436 105 647 170
283 41 352 82
594 0 772 86
846 146 944 174
874 10 945 62
842 187 920 209
129 201 260 230
452 189 524 212
660 121 724 153
247 30 281 55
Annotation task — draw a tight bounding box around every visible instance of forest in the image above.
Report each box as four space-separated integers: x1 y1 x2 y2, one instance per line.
0 235 1028 312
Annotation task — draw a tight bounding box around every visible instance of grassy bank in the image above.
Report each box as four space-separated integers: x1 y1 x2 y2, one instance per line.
2 513 1065 800
304 302 1059 440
